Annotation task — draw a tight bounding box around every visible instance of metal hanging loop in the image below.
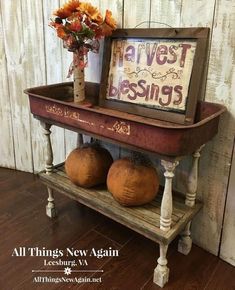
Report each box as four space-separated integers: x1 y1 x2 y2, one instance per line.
134 21 173 28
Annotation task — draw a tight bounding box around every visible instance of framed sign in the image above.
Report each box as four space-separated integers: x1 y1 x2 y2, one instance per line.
99 28 209 125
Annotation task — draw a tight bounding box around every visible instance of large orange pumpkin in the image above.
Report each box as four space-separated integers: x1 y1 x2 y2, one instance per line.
107 157 159 206
65 145 113 188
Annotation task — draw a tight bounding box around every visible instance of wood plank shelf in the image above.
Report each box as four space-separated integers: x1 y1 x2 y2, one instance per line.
39 164 202 245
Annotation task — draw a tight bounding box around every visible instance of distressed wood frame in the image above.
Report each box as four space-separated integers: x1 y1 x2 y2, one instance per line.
99 28 209 125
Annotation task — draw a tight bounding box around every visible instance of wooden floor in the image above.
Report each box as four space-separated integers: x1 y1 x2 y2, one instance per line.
0 168 234 290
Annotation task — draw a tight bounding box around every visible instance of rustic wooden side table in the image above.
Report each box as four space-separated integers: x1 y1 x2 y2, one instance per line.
25 82 226 287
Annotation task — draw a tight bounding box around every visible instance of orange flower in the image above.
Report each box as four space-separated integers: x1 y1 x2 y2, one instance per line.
93 12 103 25
69 20 82 32
51 1 117 59
54 0 80 19
64 0 80 12
78 2 103 24
56 26 67 39
67 11 82 22
104 10 117 29
100 22 113 36
54 7 72 19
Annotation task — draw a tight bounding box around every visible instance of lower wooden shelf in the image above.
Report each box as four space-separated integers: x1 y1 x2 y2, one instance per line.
39 164 202 245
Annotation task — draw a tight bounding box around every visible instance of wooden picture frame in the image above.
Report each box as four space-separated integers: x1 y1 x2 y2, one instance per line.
99 28 209 125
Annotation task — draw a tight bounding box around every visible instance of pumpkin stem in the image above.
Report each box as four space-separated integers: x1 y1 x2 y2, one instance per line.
80 140 101 149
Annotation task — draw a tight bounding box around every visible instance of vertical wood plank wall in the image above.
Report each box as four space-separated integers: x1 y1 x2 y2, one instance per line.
220 142 235 266
0 0 234 263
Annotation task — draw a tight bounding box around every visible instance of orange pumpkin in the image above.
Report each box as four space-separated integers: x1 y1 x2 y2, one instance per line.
65 145 113 188
107 157 159 206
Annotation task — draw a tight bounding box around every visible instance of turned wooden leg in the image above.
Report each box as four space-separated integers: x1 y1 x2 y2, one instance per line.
185 145 204 207
40 122 53 174
160 160 179 231
46 187 57 218
153 243 169 288
40 122 57 218
178 145 204 255
178 222 192 255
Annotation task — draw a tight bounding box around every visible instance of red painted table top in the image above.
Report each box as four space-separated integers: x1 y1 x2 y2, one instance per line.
25 82 226 159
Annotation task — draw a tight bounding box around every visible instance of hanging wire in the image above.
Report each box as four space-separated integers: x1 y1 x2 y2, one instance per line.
134 21 173 28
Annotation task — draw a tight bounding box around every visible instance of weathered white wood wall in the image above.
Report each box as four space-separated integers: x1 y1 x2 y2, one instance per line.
220 142 235 266
0 0 234 263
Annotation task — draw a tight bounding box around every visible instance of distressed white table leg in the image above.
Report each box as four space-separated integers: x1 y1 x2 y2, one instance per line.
160 160 179 231
185 145 204 207
178 222 192 255
40 122 57 218
178 145 204 255
46 187 56 218
153 243 169 288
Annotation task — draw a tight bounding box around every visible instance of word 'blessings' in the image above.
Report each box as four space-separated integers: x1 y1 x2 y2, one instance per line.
107 39 196 109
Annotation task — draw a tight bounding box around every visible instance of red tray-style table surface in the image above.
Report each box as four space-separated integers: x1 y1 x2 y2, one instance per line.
25 82 226 158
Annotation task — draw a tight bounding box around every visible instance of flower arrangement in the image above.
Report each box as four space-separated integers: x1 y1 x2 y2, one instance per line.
50 0 117 103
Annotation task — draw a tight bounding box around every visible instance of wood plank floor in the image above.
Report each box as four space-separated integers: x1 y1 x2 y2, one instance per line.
0 167 234 290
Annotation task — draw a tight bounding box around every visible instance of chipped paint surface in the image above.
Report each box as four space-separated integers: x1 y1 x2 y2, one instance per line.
0 0 234 262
